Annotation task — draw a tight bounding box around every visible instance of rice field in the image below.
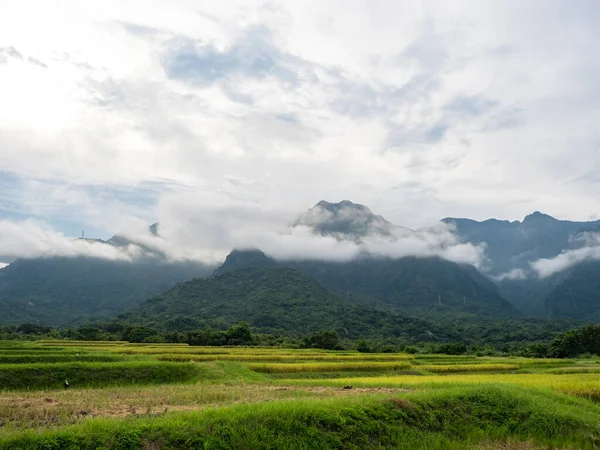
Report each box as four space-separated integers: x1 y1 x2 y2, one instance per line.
247 361 413 373
2 339 600 449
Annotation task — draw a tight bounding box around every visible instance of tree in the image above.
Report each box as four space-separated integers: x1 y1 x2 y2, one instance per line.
438 341 467 355
302 331 339 350
521 343 548 358
122 326 159 343
75 326 102 341
16 323 52 334
548 325 600 358
355 339 375 353
225 322 253 345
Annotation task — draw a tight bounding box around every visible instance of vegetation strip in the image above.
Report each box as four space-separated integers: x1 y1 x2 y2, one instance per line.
2 385 600 449
0 361 201 390
247 361 413 373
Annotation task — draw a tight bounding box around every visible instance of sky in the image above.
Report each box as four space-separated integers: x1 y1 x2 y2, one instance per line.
1 1 600 267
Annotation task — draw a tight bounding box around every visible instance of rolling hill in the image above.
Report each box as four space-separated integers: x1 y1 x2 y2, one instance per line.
214 249 518 320
0 257 212 326
119 266 457 341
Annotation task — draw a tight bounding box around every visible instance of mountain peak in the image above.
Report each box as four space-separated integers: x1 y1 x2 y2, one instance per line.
296 200 398 240
213 248 275 276
523 211 556 223
315 200 372 213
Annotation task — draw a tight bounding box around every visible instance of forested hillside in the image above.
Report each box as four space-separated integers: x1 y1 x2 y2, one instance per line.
119 267 457 341
215 249 518 320
0 257 212 325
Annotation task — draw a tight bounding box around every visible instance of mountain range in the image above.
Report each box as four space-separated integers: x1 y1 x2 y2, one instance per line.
118 266 457 341
444 212 600 319
1 200 599 328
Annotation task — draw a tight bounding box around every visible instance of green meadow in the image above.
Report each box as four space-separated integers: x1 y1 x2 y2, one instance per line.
2 340 600 449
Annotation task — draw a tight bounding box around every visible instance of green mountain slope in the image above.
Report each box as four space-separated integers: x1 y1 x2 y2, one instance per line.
0 257 213 326
119 267 456 341
544 261 600 321
443 212 600 276
214 250 518 320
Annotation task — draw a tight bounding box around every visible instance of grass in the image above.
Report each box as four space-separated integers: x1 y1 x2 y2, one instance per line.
2 385 600 449
0 382 330 431
157 353 414 362
247 361 413 373
3 340 600 448
0 361 203 390
279 372 600 401
0 354 127 364
546 366 600 374
421 363 519 373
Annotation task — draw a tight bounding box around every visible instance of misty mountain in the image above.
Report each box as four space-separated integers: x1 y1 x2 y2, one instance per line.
214 249 518 320
294 200 402 241
543 261 600 321
446 212 600 318
0 257 213 326
443 212 600 276
106 223 159 250
3 199 599 327
119 266 457 341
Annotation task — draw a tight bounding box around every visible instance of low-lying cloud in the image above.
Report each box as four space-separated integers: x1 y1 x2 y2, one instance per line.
0 219 144 262
531 238 600 278
0 199 487 268
125 195 487 267
491 268 527 282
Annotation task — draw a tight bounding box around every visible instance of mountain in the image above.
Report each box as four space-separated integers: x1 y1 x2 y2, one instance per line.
544 261 600 321
445 212 600 318
214 249 518 320
119 266 457 341
294 200 402 240
0 221 216 325
0 257 213 326
443 212 600 276
8 201 597 327
106 223 159 249
210 201 518 320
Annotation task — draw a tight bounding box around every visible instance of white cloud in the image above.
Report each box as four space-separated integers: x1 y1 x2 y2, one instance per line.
1 0 600 237
491 268 527 282
0 219 143 261
0 196 486 268
114 194 487 267
531 242 600 278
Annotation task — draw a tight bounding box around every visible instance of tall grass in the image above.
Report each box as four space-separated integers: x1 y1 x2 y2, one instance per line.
0 354 126 364
423 364 519 373
0 348 70 353
247 361 412 373
157 353 414 362
0 361 202 390
2 385 600 449
281 372 600 401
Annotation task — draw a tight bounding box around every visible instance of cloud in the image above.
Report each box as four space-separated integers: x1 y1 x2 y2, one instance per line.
162 26 297 86
444 95 499 117
109 195 487 267
491 268 527 281
2 0 600 237
531 234 600 278
0 46 23 60
0 219 144 261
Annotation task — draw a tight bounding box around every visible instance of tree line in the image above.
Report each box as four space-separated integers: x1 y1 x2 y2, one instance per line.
2 322 600 357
